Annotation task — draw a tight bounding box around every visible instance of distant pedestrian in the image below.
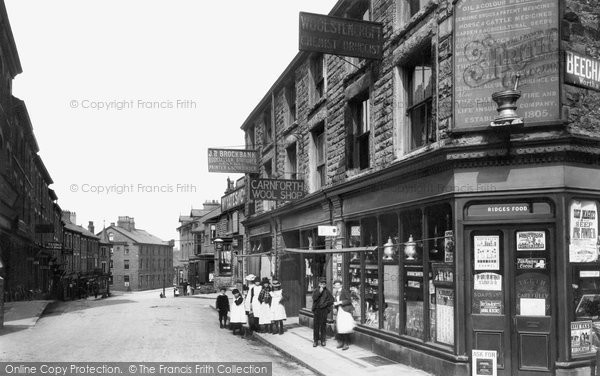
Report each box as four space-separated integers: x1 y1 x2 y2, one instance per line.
269 280 287 335
187 284 192 296
258 277 273 333
250 277 262 332
216 288 230 329
312 277 333 347
229 288 246 335
333 280 355 350
182 281 189 296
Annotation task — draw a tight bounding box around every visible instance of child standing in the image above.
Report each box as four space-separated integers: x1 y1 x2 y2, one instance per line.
270 280 287 335
258 277 273 333
229 288 246 335
215 288 230 329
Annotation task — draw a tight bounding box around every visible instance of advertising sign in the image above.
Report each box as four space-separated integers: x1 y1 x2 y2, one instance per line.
455 0 560 128
221 186 246 211
207 148 258 173
249 178 305 201
436 288 455 345
516 258 546 269
474 273 502 291
565 50 600 91
516 231 546 251
569 200 598 262
472 350 497 376
299 12 383 60
318 225 338 237
570 320 592 355
474 235 500 270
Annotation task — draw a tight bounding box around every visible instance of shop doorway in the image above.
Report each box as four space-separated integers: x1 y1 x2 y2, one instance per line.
466 225 555 376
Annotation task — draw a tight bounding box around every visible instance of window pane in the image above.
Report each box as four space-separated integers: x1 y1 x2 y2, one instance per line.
381 213 400 333
362 218 378 328
403 209 424 338
347 222 362 321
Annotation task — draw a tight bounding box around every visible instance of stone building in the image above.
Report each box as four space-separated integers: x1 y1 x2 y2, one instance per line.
103 216 173 292
239 0 600 375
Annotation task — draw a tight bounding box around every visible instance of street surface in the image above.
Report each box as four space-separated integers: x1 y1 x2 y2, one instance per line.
0 289 316 376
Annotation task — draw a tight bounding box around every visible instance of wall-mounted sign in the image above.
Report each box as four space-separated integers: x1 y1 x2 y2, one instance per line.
565 50 600 91
318 225 338 237
299 12 383 60
569 200 598 263
472 350 497 376
45 242 63 250
474 235 500 270
221 186 247 211
516 231 546 251
571 320 592 355
579 270 600 278
455 0 560 129
474 272 502 291
517 258 546 270
249 178 305 201
207 148 258 173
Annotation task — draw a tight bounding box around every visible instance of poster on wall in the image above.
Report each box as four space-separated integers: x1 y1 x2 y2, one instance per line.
570 320 593 355
474 273 502 291
474 236 500 270
569 200 599 262
454 0 560 129
436 288 455 345
516 231 546 251
444 230 455 263
472 350 497 376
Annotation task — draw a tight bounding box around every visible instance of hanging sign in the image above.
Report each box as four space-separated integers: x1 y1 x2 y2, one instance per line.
516 231 546 251
207 148 258 173
565 50 600 91
570 320 593 355
569 200 598 262
474 235 500 270
474 273 502 291
299 12 384 60
472 350 497 376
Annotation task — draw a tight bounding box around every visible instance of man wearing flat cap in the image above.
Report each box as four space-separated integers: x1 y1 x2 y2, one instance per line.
312 277 334 347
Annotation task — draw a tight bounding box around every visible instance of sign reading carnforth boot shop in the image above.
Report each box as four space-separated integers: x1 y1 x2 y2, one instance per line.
454 0 560 128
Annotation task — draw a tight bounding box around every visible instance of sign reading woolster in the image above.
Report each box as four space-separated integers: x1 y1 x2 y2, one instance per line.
454 0 560 128
207 148 258 173
249 178 305 201
299 12 383 60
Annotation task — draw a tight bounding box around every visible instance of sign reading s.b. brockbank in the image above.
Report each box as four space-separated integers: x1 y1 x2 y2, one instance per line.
565 50 600 91
299 12 383 60
207 148 258 173
249 178 305 201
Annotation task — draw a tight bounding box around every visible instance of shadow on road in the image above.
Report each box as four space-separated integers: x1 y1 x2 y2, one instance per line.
42 297 136 317
0 325 30 335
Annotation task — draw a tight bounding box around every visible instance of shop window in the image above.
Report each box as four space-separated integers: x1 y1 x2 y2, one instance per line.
310 54 326 105
310 123 326 191
347 94 371 171
286 81 297 126
402 209 424 338
381 213 400 333
219 243 232 276
285 143 297 180
347 221 362 320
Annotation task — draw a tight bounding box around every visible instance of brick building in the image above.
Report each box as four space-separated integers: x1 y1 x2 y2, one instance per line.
103 216 173 292
239 0 600 375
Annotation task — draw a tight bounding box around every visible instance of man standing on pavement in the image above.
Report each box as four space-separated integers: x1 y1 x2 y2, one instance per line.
312 277 333 347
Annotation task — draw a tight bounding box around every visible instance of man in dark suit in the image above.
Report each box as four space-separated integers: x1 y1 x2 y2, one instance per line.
312 277 334 347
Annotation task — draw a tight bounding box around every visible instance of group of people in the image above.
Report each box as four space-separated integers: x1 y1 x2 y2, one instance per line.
312 277 355 350
215 275 287 336
216 275 356 350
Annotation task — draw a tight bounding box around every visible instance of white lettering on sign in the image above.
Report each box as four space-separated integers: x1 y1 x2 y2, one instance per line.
487 205 529 213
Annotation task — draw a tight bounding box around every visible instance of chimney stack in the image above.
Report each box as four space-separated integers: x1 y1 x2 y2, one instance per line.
88 221 95 234
117 216 135 232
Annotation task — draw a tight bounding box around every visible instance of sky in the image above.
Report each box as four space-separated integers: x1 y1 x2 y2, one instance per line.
5 0 338 244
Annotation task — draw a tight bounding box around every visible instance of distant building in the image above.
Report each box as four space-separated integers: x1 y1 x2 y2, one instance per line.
101 216 173 291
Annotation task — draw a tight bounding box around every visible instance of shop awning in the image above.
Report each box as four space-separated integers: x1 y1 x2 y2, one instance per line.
236 251 272 258
282 246 377 254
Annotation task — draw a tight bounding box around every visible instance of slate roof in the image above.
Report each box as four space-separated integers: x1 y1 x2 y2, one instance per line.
64 221 99 239
108 225 169 246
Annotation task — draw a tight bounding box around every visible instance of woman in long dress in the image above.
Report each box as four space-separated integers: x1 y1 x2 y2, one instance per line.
333 280 355 350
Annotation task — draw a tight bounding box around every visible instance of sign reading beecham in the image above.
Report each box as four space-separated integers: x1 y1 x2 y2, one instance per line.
454 0 560 128
249 178 305 201
207 149 258 173
299 12 383 60
565 50 600 91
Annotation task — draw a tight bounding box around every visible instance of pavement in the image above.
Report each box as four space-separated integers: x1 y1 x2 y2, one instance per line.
3 300 53 327
200 292 432 376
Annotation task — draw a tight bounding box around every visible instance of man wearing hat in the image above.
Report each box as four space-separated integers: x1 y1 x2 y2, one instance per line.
312 277 334 347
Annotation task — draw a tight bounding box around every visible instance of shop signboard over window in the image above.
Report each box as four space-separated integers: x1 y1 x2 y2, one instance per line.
454 0 560 128
207 148 258 173
569 200 599 263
